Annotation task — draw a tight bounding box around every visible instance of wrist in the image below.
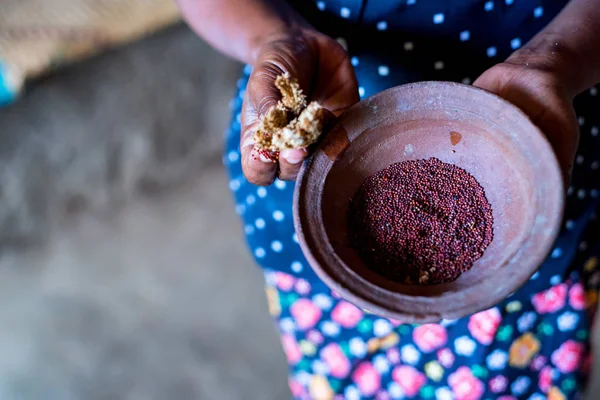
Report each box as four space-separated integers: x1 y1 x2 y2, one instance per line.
507 30 600 98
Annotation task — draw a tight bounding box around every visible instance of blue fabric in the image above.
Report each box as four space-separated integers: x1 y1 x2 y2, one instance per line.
224 1 600 398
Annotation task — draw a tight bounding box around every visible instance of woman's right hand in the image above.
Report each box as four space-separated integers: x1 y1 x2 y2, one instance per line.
241 29 359 186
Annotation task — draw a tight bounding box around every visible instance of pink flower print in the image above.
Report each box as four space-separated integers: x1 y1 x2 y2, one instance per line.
392 366 426 397
386 348 401 364
497 397 517 400
290 299 322 330
295 278 311 295
352 362 381 396
539 366 553 393
437 348 455 368
568 283 586 310
320 343 351 379
413 324 448 353
274 272 295 291
331 301 363 328
468 307 501 345
551 340 584 373
488 375 508 393
389 318 402 327
448 366 485 400
288 378 306 398
532 284 567 314
281 334 302 364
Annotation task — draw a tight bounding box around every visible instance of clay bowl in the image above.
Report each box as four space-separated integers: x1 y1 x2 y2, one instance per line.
293 81 564 323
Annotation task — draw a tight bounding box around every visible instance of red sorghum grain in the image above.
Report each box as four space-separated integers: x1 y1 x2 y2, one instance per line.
348 158 493 285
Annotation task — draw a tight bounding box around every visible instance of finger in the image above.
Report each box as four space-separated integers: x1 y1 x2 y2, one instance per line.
278 148 308 180
241 138 277 186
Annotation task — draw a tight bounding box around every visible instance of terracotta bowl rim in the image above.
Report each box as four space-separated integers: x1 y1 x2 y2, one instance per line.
293 81 565 323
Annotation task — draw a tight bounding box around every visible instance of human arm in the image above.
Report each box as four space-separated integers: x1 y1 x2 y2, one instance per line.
475 0 600 182
176 0 359 185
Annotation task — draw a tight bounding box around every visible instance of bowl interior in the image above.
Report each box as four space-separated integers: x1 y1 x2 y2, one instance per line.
294 82 564 322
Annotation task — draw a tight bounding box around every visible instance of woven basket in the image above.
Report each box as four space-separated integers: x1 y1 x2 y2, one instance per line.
0 0 181 104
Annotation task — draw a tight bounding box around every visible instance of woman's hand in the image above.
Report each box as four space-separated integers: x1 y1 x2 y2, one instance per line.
242 30 359 186
474 58 579 183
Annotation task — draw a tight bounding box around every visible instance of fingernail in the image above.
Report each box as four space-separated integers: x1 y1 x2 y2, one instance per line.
259 154 272 163
281 149 307 164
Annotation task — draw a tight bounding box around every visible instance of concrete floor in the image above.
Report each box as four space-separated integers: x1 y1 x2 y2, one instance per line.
0 23 599 400
0 25 288 400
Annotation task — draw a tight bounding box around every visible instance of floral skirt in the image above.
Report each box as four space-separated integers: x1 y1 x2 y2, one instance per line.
224 2 600 398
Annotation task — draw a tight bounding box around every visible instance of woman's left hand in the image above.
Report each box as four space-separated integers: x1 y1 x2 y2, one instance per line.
474 59 579 184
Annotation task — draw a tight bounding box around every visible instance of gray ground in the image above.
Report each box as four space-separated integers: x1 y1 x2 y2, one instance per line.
0 24 598 400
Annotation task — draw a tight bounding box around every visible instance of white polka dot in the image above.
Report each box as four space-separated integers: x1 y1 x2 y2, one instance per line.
505 0 514 5
433 13 445 24
316 1 325 11
404 41 414 51
407 0 416 5
373 354 390 374
271 240 283 252
274 179 286 190
487 46 497 57
246 194 255 205
551 248 563 258
244 225 255 235
591 87 598 96
235 204 245 215
580 242 588 251
591 126 599 136
373 319 393 337
291 261 303 273
255 218 266 229
279 317 295 333
349 338 367 357
377 21 388 31
389 382 405 398
565 220 575 230
578 189 586 199
257 187 267 198
235 113 241 124
378 65 390 76
591 189 599 198
358 87 365 97
579 116 585 126
460 30 470 41
576 155 584 164
550 275 561 285
229 179 241 191
228 151 239 162
254 247 266 258
321 320 340 336
344 386 361 400
313 294 332 310
243 64 252 75
312 360 329 376
434 61 445 70
293 233 299 243
511 38 522 49
534 6 544 18
435 387 453 400
272 210 285 221
484 1 494 11
340 7 351 18
351 56 359 66
462 77 471 85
